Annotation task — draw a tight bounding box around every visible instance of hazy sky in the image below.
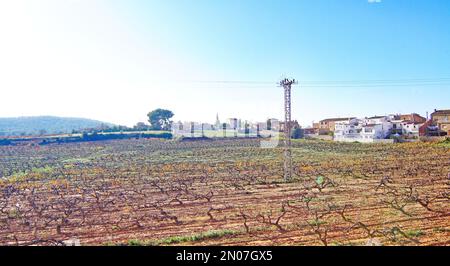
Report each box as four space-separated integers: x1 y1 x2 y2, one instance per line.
1 0 450 127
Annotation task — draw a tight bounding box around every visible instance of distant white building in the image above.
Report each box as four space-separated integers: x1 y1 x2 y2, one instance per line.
364 116 390 125
268 118 281 131
334 118 362 141
390 119 404 134
334 118 392 143
256 122 267 131
401 121 422 137
227 118 238 129
361 123 392 141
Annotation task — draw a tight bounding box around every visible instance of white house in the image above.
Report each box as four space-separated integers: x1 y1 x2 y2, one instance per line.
401 121 422 136
360 123 392 141
227 118 238 129
390 119 404 134
334 118 393 143
268 118 281 131
334 119 363 142
364 116 390 125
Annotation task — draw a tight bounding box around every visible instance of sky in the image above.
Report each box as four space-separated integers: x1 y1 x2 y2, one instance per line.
0 0 449 127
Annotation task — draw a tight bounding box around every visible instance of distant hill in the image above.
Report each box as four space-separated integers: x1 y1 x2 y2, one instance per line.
0 116 115 137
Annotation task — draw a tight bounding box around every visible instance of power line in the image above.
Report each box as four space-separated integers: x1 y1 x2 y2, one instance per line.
175 84 450 90
170 77 450 87
299 83 450 88
184 83 450 88
173 80 276 85
299 77 450 84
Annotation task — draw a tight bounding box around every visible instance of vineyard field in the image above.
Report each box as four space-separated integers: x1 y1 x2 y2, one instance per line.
0 138 449 246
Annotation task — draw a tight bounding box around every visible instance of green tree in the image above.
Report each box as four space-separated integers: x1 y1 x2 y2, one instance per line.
133 122 151 131
147 109 174 131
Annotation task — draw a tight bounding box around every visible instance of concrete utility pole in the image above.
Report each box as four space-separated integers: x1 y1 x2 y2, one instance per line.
280 78 297 181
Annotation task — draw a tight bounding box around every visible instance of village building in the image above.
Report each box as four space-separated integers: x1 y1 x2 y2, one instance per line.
431 109 450 135
431 109 450 123
334 118 392 143
399 113 427 124
227 118 238 129
390 119 405 135
364 114 426 138
439 123 450 135
310 109 450 141
334 119 363 142
215 113 221 130
303 127 319 135
266 118 281 131
361 123 392 141
401 121 422 137
201 123 214 131
317 117 355 134
312 122 320 129
364 116 390 125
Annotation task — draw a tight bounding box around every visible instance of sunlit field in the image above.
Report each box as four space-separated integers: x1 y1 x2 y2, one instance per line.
0 138 449 246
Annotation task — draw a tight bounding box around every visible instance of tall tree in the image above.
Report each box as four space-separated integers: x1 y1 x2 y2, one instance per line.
133 122 151 131
147 109 174 131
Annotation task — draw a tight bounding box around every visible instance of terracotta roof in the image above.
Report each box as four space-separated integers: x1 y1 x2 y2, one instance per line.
400 113 426 119
320 117 355 123
432 109 450 116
